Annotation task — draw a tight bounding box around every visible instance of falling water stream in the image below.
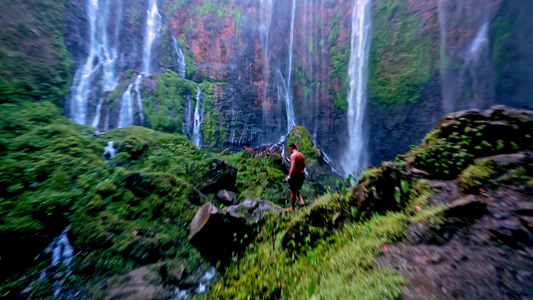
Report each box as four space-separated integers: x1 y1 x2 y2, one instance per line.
70 0 120 125
284 0 297 135
192 87 205 147
342 0 373 176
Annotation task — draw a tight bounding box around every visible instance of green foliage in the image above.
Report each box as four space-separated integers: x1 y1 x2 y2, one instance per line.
144 70 197 133
198 82 221 148
368 0 434 105
0 0 73 103
329 43 351 111
0 101 107 287
328 25 340 44
458 159 498 195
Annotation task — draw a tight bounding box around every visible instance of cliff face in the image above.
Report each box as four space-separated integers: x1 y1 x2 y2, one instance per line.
164 0 354 158
62 0 533 169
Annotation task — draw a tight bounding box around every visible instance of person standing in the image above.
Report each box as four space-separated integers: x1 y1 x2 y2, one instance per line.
285 143 306 211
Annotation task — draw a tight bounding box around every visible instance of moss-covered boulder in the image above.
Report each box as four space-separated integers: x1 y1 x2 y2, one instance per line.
410 106 532 178
189 158 237 194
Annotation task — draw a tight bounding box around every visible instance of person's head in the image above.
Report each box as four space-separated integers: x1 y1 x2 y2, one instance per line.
289 143 298 153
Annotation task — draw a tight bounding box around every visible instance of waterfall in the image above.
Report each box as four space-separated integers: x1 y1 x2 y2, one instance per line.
438 0 494 113
285 0 297 134
134 75 144 125
70 0 120 125
342 0 373 176
118 81 134 128
142 0 162 75
117 74 143 128
192 87 205 147
172 37 187 78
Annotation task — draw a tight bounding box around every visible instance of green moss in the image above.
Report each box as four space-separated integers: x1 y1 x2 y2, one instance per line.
0 0 73 103
199 82 225 149
368 0 435 105
144 70 197 133
329 43 350 111
458 159 498 195
286 125 318 161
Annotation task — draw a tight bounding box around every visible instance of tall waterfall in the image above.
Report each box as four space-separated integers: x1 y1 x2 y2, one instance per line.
342 0 373 176
192 87 205 147
438 0 495 113
142 0 162 75
284 0 297 135
70 0 120 125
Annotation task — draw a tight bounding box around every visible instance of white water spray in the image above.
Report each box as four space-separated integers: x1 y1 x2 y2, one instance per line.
70 0 120 125
343 0 372 176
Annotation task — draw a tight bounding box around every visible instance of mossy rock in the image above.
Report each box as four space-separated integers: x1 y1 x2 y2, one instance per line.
286 125 320 160
282 193 349 253
189 158 237 194
458 159 499 195
349 162 407 214
410 106 533 179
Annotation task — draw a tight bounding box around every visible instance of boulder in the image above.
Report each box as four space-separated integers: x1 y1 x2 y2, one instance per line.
215 189 237 206
225 199 281 225
188 200 281 266
191 159 237 194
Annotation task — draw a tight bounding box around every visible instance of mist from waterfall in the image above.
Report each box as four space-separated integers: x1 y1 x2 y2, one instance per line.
70 0 120 125
342 0 373 177
438 0 495 113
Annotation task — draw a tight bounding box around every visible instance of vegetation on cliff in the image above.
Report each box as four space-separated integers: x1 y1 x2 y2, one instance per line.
369 0 436 106
0 0 73 103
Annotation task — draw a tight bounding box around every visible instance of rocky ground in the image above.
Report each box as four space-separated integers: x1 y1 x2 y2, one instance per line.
378 151 533 299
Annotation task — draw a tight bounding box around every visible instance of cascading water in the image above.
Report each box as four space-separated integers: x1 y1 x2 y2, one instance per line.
70 0 120 125
192 87 205 147
172 36 187 78
438 0 495 113
117 0 161 128
103 141 117 159
118 81 135 128
342 0 373 176
143 0 162 76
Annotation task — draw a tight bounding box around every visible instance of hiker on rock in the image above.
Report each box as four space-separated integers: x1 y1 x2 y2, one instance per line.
285 143 306 211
